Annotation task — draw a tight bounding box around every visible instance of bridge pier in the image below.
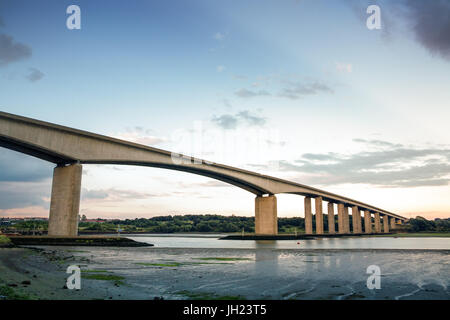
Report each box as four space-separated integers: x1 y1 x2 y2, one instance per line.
48 164 82 236
255 195 277 235
382 215 389 233
304 197 313 234
352 206 362 234
337 203 346 234
374 212 381 233
390 216 396 229
327 202 335 234
315 197 324 234
364 210 372 234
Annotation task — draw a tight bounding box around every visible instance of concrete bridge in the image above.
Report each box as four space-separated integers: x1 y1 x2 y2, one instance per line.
0 111 407 236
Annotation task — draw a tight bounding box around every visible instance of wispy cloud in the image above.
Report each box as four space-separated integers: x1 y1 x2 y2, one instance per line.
213 32 225 40
82 188 165 201
211 110 266 130
216 65 226 72
26 67 44 82
235 88 271 98
0 33 32 66
252 139 450 188
278 81 333 100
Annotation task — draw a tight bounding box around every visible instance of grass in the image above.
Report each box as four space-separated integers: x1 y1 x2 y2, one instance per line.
0 235 11 245
136 262 182 267
81 273 125 286
175 290 246 300
192 257 251 262
81 269 109 273
0 285 33 300
82 274 125 281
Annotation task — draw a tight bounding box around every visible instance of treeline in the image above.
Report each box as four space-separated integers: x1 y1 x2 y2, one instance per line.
2 215 449 234
407 217 450 232
81 215 305 233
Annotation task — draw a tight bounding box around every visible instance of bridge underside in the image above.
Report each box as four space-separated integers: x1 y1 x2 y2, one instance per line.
0 111 408 236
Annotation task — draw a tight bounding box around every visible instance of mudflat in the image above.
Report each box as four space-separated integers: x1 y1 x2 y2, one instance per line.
0 246 449 300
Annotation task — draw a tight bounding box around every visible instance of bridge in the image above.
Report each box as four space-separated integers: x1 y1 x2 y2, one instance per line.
0 111 407 236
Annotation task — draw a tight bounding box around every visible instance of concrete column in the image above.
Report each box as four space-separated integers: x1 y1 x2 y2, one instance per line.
374 212 381 233
304 197 313 234
315 197 324 234
48 164 83 236
364 210 372 234
383 215 389 233
351 206 362 234
255 195 278 235
327 202 335 234
343 206 350 233
337 203 345 234
390 217 396 229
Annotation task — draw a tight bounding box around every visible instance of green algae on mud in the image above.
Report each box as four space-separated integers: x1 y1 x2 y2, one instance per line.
175 290 246 300
0 284 35 300
192 257 251 262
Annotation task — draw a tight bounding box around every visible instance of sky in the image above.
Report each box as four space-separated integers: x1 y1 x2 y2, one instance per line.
0 0 449 220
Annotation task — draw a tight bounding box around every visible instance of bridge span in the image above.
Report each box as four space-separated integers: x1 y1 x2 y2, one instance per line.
0 111 407 236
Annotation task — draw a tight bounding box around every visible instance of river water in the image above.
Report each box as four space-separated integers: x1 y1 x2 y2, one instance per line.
126 233 450 250
56 234 447 300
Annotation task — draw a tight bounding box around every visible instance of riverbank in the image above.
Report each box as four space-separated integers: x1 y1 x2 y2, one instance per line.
7 235 153 247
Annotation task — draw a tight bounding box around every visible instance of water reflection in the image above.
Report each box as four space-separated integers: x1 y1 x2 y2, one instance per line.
126 234 450 250
254 241 279 275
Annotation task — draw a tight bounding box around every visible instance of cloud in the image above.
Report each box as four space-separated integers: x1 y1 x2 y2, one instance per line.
352 138 403 148
0 33 32 66
0 149 53 182
26 67 44 82
211 114 238 129
401 0 450 61
81 188 165 202
278 81 333 100
347 0 450 61
211 110 266 130
216 65 226 72
235 88 271 98
213 32 225 40
236 110 266 126
254 139 450 188
0 181 51 210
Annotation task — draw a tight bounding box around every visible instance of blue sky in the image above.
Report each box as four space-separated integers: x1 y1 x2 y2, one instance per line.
1 0 450 219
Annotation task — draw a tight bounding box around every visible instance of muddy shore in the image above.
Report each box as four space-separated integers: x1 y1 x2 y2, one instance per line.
1 244 449 300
